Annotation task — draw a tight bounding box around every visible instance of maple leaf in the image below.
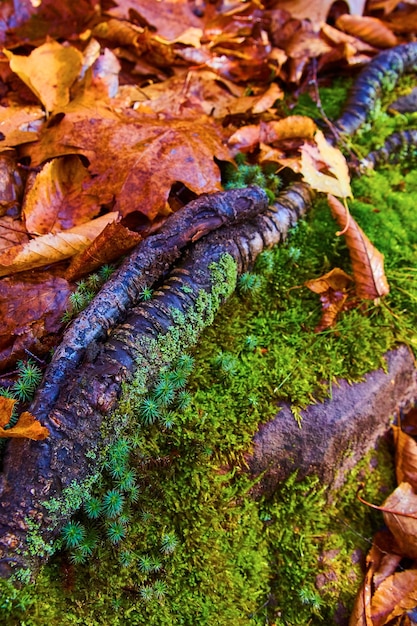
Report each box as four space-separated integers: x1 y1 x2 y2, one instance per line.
4 41 83 112
26 109 231 222
371 569 417 626
301 131 352 198
327 195 390 299
0 396 49 440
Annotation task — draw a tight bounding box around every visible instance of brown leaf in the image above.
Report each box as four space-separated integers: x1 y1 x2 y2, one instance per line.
0 212 118 277
0 217 29 252
0 397 49 440
383 482 417 559
26 109 230 222
65 220 142 281
327 195 390 299
228 116 317 155
371 569 417 626
22 156 100 234
301 131 352 198
4 41 83 112
305 267 353 331
393 425 417 492
336 15 398 48
0 271 71 371
0 105 44 149
269 0 366 29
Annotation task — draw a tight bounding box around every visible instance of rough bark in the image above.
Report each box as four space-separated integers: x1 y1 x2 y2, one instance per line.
335 42 417 136
0 182 314 579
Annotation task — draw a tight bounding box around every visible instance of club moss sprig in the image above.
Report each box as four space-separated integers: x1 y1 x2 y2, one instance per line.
223 154 281 203
62 265 115 323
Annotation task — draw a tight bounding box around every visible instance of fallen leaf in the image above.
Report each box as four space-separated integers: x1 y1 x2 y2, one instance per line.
393 425 417 492
382 482 417 559
22 155 100 234
305 267 353 331
26 109 231 222
0 212 118 277
0 397 49 440
0 271 71 370
301 130 352 198
65 220 142 281
327 195 390 299
0 105 44 149
336 14 398 48
371 569 417 626
4 41 83 112
270 0 367 29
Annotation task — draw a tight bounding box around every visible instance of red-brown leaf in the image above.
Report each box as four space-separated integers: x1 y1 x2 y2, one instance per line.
327 195 390 299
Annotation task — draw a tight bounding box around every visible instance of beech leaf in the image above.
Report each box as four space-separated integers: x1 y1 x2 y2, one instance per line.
0 212 118 277
327 195 390 299
382 482 417 559
0 396 49 440
4 41 83 112
371 569 417 626
393 425 417 491
336 14 398 48
301 131 352 198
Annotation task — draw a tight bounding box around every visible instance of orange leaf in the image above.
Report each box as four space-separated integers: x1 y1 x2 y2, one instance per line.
26 110 230 222
305 268 353 331
65 220 142 281
382 482 417 559
371 569 417 626
327 195 390 299
393 425 417 491
22 156 100 234
336 14 398 49
4 41 83 112
0 397 49 440
0 212 118 277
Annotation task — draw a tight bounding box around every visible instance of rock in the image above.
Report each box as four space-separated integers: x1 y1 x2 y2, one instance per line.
247 344 417 497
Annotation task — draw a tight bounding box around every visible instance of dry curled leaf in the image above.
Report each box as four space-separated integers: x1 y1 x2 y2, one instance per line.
305 267 353 331
371 569 417 626
0 396 49 440
393 425 417 491
0 212 118 277
301 131 352 198
382 482 417 559
4 41 83 112
327 195 390 299
336 14 398 48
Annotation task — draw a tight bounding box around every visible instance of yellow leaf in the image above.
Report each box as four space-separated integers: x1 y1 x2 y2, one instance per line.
0 397 49 440
4 41 83 112
0 212 118 277
301 130 352 198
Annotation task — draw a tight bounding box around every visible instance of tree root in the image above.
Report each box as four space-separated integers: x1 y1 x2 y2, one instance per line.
0 182 314 580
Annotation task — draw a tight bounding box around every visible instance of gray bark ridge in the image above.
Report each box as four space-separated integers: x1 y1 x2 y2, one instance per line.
0 182 314 580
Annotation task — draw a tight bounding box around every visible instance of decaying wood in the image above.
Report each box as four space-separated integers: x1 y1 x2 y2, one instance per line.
0 182 314 579
34 185 269 420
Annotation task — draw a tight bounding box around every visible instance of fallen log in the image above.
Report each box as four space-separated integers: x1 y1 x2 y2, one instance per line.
0 182 314 580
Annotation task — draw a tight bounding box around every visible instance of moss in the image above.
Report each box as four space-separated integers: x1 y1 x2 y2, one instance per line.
2 81 417 625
